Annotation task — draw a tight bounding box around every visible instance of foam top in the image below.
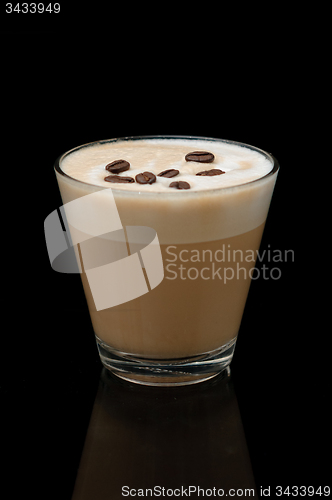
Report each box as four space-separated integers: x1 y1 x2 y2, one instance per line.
60 138 273 192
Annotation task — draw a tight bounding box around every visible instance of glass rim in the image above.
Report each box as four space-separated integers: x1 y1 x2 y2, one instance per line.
54 135 279 195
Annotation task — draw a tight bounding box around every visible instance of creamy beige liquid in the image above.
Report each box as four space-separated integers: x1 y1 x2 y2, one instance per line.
56 137 277 359
79 225 265 358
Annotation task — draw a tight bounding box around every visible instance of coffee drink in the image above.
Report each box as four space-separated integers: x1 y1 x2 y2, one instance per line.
55 136 278 385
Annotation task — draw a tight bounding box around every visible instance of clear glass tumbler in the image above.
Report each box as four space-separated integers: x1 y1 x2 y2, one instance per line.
49 136 279 386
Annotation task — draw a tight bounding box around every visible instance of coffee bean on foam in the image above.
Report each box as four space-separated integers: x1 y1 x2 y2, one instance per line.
169 181 191 190
135 172 157 184
104 175 135 183
105 159 130 174
158 169 179 178
185 151 215 163
196 169 225 176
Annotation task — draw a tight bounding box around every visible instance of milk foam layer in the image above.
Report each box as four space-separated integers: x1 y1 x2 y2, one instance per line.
60 138 273 192
57 137 278 244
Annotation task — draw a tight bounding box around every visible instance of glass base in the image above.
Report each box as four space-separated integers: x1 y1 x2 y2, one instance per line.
95 336 237 386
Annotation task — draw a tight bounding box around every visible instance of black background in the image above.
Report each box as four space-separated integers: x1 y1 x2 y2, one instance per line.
2 15 326 500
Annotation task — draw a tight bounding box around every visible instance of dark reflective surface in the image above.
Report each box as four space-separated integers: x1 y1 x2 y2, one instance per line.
71 368 257 499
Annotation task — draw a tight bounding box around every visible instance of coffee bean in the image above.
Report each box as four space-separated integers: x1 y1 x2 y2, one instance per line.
169 181 191 190
135 172 156 184
104 175 135 183
105 159 130 174
196 169 225 176
185 151 215 163
158 169 180 178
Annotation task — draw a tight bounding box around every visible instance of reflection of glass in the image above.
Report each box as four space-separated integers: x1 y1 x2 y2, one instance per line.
71 369 257 499
54 136 279 386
